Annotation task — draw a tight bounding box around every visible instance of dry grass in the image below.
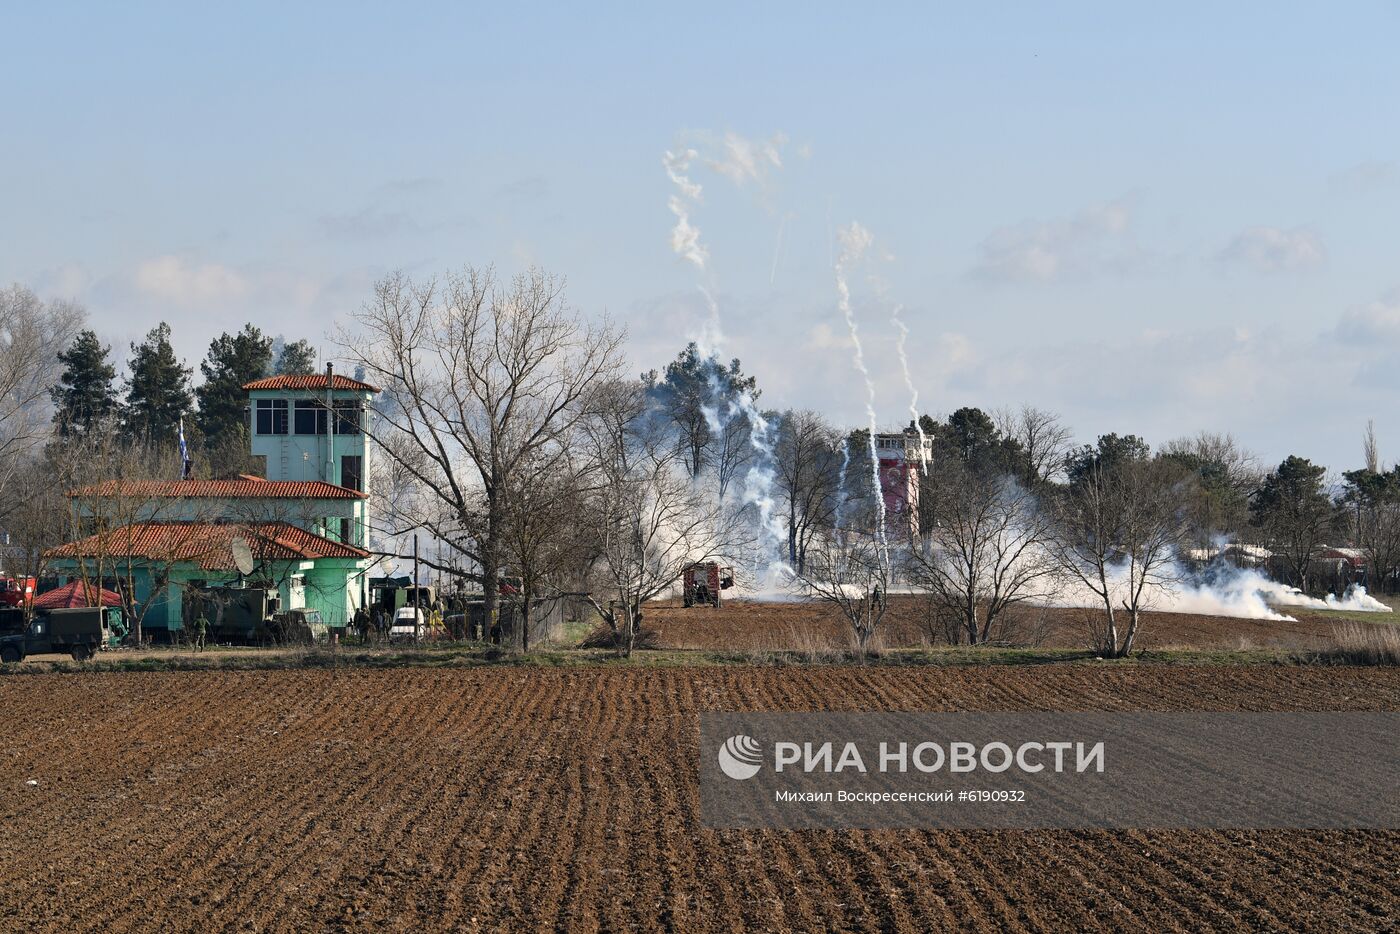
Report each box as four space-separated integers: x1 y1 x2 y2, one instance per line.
1322 622 1400 665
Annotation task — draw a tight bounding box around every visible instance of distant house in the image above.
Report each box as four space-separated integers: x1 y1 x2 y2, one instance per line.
45 371 380 639
1182 543 1273 568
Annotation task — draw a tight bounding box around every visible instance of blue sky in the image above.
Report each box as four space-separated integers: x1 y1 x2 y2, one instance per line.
3 2 1399 469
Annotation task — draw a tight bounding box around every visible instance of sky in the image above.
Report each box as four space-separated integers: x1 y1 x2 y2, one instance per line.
3 2 1399 471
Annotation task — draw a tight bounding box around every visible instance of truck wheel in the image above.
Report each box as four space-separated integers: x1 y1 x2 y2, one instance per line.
70 645 95 662
0 645 20 664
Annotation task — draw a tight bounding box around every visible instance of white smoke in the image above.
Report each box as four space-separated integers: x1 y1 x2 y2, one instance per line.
834 222 888 560
834 438 851 531
890 304 929 474
663 148 707 270
666 134 793 584
1326 585 1392 611
733 399 783 539
705 131 786 186
1044 560 1393 622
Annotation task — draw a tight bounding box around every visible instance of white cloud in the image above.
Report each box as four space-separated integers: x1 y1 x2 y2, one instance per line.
1217 226 1326 273
970 198 1141 284
705 131 787 186
134 255 247 303
1334 292 1400 344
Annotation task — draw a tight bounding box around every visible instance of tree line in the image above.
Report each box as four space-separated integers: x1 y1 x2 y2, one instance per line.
51 319 320 455
2 272 1393 658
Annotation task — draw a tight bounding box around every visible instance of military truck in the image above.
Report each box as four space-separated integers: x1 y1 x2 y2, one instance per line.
189 587 279 644
0 607 116 662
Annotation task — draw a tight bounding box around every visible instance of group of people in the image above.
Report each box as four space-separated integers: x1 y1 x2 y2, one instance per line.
350 595 461 644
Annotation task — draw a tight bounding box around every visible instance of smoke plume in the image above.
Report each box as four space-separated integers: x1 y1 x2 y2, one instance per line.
664 148 707 270
834 221 888 560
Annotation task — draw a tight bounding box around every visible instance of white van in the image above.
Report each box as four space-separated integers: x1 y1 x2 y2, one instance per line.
388 606 427 644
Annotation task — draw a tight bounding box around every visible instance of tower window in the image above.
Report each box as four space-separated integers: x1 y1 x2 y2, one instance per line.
255 399 288 435
294 400 328 435
333 400 362 435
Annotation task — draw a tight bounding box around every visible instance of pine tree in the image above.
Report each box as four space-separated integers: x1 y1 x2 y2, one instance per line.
647 342 759 479
195 324 273 448
122 322 193 445
272 338 318 375
50 329 117 437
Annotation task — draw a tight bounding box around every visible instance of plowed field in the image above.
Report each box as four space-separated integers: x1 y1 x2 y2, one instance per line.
2 666 1398 932
645 596 1365 654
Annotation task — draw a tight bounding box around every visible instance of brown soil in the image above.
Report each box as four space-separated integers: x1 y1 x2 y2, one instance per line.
1 665 1398 932
644 595 1361 654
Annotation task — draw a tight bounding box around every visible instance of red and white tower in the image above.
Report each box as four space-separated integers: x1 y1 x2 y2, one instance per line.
875 433 931 540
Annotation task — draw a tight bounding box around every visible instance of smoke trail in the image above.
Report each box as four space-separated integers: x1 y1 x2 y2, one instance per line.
732 391 786 572
834 222 888 560
834 438 851 531
890 304 929 474
664 149 707 270
693 288 789 583
663 132 793 588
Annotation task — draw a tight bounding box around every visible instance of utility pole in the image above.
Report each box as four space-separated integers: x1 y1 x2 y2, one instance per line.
413 532 420 645
325 361 335 484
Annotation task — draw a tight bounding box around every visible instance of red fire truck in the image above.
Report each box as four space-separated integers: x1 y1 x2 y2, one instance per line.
0 576 36 609
682 562 734 608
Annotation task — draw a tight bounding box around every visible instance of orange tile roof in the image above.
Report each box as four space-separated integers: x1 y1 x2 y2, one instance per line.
32 580 123 609
71 479 367 500
46 521 369 569
242 374 380 392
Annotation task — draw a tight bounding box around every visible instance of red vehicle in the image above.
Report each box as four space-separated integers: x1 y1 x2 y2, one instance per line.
0 577 36 608
682 563 734 608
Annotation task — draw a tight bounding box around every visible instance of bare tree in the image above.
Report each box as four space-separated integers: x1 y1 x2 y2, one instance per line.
499 448 592 651
0 285 83 502
1050 460 1187 657
710 412 752 500
337 267 625 651
791 528 891 655
996 404 1074 485
0 454 72 591
774 409 842 573
906 461 1059 645
577 382 749 656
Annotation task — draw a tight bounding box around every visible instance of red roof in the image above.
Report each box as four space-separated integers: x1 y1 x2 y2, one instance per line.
70 479 367 500
32 581 123 609
242 374 380 393
46 521 369 569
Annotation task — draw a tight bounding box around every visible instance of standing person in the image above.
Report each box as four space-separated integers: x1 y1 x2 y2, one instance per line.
353 606 370 644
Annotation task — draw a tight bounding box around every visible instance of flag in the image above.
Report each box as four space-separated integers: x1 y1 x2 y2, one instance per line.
179 417 192 479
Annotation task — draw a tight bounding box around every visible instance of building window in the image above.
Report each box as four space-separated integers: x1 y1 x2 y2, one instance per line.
334 400 362 435
339 517 352 543
255 399 288 435
341 454 363 492
294 400 328 435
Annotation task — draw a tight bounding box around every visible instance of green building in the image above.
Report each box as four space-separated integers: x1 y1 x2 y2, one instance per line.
46 372 381 639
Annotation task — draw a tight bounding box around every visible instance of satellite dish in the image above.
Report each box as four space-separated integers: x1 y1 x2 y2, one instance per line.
231 537 255 576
